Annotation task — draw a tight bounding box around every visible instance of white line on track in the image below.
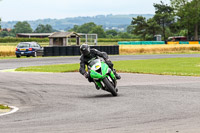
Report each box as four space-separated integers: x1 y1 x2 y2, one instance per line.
0 106 19 117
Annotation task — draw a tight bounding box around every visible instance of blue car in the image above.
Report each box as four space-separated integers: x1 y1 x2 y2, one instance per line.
15 42 44 58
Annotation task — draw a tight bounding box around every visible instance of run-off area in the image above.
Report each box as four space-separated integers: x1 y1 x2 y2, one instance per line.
0 72 200 133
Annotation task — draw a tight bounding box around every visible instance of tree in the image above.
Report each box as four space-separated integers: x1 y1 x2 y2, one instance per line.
190 0 200 40
44 24 53 33
171 0 200 40
118 32 132 39
77 22 97 33
171 0 192 39
106 30 118 36
0 31 9 37
153 1 174 40
69 25 79 32
126 25 134 34
0 30 15 37
131 16 148 40
34 24 54 33
69 22 106 38
13 21 32 33
90 25 106 38
146 18 161 38
34 24 45 33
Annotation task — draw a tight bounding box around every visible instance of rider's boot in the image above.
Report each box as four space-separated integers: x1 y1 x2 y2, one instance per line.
113 69 121 79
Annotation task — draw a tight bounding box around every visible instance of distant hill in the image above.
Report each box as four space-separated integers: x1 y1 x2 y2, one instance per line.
1 14 154 31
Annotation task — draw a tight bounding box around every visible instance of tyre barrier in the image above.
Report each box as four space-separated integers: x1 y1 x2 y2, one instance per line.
43 46 119 56
118 41 165 45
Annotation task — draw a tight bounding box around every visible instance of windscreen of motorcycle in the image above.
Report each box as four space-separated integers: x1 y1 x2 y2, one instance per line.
89 59 101 71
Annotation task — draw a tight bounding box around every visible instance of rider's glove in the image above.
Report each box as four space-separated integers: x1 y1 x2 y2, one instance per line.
84 72 89 79
105 59 113 68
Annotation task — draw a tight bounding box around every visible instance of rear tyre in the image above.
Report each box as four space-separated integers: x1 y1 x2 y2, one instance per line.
16 55 21 58
102 77 118 96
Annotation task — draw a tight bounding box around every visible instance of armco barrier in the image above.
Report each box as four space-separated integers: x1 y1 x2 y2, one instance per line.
118 41 165 45
179 41 189 44
44 46 119 56
118 41 200 45
167 41 200 45
189 41 199 44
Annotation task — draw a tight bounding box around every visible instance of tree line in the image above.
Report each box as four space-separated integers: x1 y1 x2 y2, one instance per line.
130 0 200 41
0 21 138 39
68 22 138 38
0 21 55 37
0 0 200 40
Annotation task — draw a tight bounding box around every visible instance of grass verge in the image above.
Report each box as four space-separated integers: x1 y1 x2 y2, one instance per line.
0 56 16 59
15 57 200 76
16 63 79 73
0 56 45 59
0 104 10 110
114 58 200 76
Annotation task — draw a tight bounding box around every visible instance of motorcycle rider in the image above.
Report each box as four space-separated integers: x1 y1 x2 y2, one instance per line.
79 43 121 89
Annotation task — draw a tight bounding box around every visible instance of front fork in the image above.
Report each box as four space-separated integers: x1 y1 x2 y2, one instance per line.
95 69 116 89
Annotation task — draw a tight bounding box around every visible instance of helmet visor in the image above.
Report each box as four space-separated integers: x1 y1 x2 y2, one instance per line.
81 47 90 56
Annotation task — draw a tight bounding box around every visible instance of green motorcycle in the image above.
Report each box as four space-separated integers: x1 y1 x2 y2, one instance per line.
88 59 118 96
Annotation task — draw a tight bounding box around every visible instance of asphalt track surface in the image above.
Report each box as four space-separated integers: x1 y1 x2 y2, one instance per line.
1 54 200 70
0 54 200 133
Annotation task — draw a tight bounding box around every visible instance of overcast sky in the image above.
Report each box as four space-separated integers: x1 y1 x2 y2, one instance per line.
0 0 170 21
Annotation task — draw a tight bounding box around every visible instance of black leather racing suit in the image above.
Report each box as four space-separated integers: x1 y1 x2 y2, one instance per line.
79 49 113 82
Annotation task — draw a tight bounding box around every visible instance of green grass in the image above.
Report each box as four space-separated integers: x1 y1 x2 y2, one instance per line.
114 58 200 76
0 56 45 59
15 57 200 76
0 56 16 59
16 63 79 73
0 104 10 109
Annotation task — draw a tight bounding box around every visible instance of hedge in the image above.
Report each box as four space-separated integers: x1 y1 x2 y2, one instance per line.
118 41 166 45
98 38 140 42
0 37 49 43
0 37 140 43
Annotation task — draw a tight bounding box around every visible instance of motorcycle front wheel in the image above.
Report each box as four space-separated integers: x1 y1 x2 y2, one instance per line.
102 77 118 96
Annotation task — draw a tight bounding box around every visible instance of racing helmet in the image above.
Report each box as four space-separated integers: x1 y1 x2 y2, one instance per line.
80 44 90 56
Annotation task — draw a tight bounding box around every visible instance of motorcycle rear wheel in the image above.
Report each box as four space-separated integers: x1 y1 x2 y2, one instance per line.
102 77 118 96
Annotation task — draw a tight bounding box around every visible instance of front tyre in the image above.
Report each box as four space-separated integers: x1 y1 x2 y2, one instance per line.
102 77 118 96
16 55 21 58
